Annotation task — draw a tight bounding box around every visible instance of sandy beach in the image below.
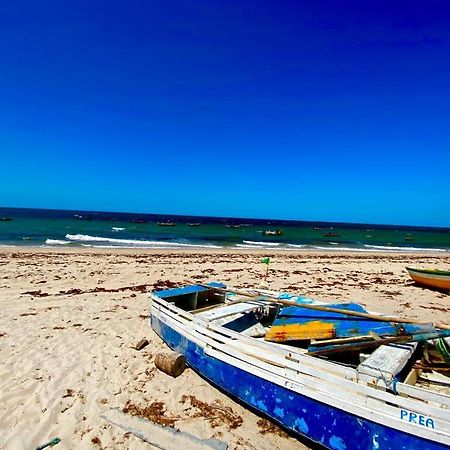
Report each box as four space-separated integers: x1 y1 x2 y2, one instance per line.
0 247 449 450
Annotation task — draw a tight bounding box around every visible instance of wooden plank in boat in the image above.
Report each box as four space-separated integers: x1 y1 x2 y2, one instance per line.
357 342 418 385
208 312 267 338
196 299 266 321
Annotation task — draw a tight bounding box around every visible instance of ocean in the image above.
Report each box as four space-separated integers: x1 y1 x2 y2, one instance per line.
0 207 449 253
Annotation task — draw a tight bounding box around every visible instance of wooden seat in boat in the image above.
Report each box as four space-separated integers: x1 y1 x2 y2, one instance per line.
357 342 418 388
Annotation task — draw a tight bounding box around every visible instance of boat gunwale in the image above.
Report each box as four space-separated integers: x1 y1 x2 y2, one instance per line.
150 294 450 429
406 267 450 277
150 292 450 407
151 298 450 444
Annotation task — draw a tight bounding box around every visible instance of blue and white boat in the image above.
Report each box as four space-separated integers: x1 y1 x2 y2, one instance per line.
150 283 450 449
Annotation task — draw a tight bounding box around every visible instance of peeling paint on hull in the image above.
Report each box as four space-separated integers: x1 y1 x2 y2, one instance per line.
151 315 448 450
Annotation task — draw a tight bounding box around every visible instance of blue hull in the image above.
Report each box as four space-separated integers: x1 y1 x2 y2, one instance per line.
151 315 448 450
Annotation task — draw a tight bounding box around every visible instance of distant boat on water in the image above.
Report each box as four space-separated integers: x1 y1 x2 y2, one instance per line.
323 231 341 238
187 223 201 226
263 229 283 236
74 214 91 221
131 219 148 224
406 267 450 291
157 222 176 226
0 217 12 221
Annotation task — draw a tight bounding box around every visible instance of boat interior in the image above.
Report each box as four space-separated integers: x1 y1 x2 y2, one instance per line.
153 284 450 396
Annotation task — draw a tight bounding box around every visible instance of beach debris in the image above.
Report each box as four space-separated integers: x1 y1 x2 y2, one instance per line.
134 338 149 351
22 284 152 298
155 351 186 377
62 389 74 398
23 290 50 297
123 400 177 427
153 279 179 290
103 408 228 449
35 437 60 450
257 418 289 437
180 395 243 430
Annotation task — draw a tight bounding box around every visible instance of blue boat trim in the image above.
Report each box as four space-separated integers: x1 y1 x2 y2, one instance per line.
154 285 209 298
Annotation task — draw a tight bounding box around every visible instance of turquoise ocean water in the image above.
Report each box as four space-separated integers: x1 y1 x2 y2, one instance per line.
0 207 449 253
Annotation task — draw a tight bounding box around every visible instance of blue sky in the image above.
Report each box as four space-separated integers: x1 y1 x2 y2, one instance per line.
1 1 449 226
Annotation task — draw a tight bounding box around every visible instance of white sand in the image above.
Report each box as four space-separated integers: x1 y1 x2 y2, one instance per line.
0 248 449 449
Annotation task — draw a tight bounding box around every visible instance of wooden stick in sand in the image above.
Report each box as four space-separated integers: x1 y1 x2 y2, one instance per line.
201 284 450 330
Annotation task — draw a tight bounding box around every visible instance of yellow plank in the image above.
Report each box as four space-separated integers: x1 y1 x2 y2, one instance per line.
265 321 335 342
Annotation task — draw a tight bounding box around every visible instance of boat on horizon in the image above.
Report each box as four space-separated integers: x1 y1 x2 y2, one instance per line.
0 217 12 221
157 222 176 226
406 267 450 291
263 229 283 236
323 231 341 238
150 283 450 449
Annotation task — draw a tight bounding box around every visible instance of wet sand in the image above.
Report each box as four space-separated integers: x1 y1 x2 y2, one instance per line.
0 248 449 449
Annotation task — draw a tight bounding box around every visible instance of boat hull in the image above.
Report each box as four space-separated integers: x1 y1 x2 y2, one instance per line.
151 313 449 450
407 268 450 291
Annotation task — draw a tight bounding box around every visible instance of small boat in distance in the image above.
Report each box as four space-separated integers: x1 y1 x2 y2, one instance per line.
74 214 92 220
187 223 201 226
0 217 12 221
406 267 450 291
157 222 176 226
131 219 148 224
263 229 283 236
322 231 341 238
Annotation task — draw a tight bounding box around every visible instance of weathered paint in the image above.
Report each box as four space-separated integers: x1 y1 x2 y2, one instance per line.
151 314 449 450
265 303 438 343
154 285 209 298
265 320 335 341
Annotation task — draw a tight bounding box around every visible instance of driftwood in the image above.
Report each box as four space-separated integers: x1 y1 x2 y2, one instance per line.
102 408 227 450
135 338 149 351
155 351 186 377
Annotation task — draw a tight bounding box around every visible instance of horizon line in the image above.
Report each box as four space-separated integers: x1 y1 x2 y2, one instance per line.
1 205 449 231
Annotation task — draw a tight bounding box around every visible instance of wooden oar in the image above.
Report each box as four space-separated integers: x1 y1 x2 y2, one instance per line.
201 284 450 330
308 335 412 356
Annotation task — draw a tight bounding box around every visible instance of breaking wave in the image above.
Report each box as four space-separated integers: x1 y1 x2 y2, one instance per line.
364 244 447 252
65 234 221 249
243 240 282 246
45 239 71 245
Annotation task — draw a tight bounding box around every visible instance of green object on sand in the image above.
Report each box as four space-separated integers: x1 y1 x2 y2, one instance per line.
36 437 61 450
261 257 270 264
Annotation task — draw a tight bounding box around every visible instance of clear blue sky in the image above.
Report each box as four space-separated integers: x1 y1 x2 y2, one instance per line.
1 1 449 226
